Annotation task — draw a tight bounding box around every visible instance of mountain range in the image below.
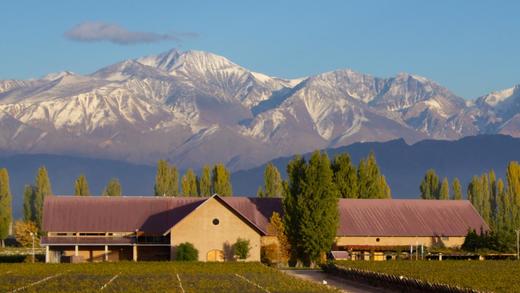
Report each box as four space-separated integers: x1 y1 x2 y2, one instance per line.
1 49 520 171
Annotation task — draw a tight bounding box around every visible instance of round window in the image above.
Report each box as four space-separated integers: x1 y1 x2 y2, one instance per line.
376 238 380 242
212 218 220 225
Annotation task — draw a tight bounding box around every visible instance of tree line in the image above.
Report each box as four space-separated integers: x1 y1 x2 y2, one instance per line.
154 160 232 197
257 152 391 199
419 162 520 252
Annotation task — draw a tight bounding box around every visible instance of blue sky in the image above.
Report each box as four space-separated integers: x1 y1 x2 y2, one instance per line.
1 0 519 98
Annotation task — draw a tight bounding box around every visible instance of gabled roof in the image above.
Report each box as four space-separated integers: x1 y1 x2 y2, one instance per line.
43 196 488 237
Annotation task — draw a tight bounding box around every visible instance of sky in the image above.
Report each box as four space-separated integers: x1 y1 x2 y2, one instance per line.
1 0 519 98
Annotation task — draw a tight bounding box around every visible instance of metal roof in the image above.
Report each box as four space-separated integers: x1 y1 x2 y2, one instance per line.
338 199 488 236
43 196 488 237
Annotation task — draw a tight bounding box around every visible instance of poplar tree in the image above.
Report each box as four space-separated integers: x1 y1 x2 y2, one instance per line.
212 163 232 196
23 185 36 222
154 160 178 196
154 160 170 196
481 174 491 224
283 155 306 263
506 161 520 228
452 178 462 200
34 166 52 231
0 168 12 248
103 178 122 196
259 163 283 198
331 153 358 198
439 177 450 200
74 174 90 196
420 169 440 199
181 169 199 196
283 152 338 266
199 165 212 197
357 152 390 198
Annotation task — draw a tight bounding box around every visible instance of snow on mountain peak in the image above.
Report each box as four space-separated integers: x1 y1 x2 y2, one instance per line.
480 85 520 107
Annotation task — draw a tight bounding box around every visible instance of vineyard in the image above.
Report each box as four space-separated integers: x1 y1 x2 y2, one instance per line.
0 262 338 293
335 260 519 292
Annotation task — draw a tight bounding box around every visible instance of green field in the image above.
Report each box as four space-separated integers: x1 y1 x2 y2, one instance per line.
0 262 338 293
335 260 519 292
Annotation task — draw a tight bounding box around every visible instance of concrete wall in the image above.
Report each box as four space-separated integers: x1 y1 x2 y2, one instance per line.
170 197 262 261
336 236 466 248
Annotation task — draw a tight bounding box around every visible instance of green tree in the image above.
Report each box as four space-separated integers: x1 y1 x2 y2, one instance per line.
103 178 122 196
154 160 178 196
23 185 36 222
283 151 339 266
331 153 358 198
452 177 462 200
357 152 390 198
211 163 232 196
181 169 199 196
0 168 12 247
283 155 306 264
199 165 212 197
506 161 520 228
74 174 90 196
439 177 450 200
34 167 52 231
420 169 440 199
260 163 283 197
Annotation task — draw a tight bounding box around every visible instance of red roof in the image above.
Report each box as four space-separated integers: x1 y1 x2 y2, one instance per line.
338 199 488 236
43 196 487 237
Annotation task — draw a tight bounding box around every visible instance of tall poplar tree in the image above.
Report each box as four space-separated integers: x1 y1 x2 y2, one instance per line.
439 177 450 200
420 169 440 199
154 160 169 196
74 174 90 196
283 155 306 263
154 160 179 196
259 163 283 198
103 178 122 196
331 153 358 198
181 169 199 196
23 185 36 222
452 178 462 200
212 163 232 196
357 152 390 198
199 165 212 197
283 152 338 266
0 168 12 247
34 166 52 231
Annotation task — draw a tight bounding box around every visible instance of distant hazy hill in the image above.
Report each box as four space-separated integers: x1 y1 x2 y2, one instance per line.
232 135 520 198
0 154 155 218
3 135 520 218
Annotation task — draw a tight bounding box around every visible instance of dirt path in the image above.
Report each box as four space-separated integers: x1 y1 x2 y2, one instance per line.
281 269 393 293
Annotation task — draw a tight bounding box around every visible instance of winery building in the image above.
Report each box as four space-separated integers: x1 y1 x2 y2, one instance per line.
41 195 488 263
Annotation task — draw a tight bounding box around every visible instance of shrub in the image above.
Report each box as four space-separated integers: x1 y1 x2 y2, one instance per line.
233 238 251 260
176 242 198 261
261 243 279 266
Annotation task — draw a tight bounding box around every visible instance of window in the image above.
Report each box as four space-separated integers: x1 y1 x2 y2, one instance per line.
212 218 220 225
376 238 380 242
441 236 449 241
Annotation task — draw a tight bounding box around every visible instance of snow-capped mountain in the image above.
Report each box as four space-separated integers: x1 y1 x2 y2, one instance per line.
0 49 518 170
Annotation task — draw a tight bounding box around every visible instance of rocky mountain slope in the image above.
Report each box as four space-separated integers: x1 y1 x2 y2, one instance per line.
0 49 518 170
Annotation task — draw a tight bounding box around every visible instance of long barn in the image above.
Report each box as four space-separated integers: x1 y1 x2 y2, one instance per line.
41 194 488 263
